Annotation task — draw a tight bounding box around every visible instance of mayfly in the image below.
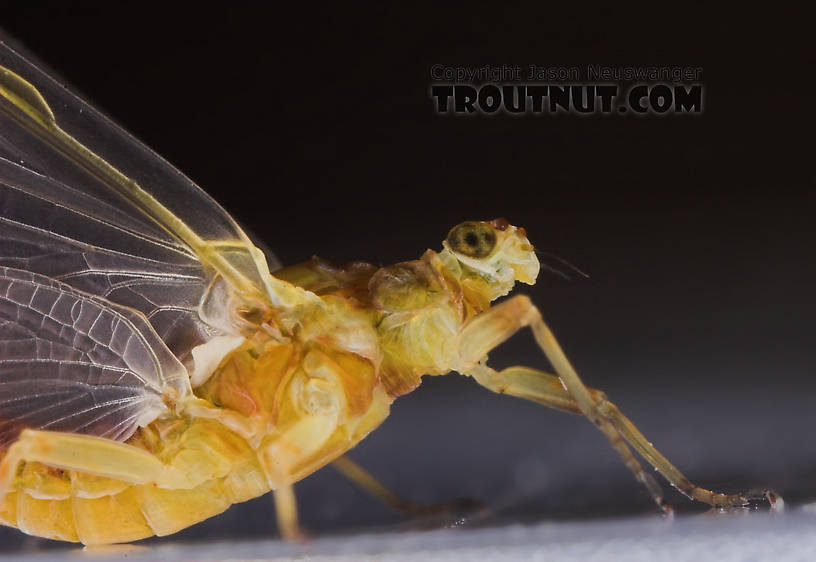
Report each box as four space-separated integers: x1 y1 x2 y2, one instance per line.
0 35 750 545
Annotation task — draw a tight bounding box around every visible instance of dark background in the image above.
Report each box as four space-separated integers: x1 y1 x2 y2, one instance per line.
1 2 815 550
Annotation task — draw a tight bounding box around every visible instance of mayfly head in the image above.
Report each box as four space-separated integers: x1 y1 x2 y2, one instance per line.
443 218 540 286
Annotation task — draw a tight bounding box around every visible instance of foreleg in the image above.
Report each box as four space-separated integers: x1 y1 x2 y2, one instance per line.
458 295 746 509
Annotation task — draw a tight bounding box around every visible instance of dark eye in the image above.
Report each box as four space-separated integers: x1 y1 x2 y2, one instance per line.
446 221 497 258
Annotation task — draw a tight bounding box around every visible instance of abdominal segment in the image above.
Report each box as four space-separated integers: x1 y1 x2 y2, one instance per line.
0 418 268 544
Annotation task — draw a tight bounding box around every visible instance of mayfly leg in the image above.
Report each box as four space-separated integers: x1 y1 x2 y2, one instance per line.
458 294 748 510
332 455 489 518
0 429 187 493
273 485 305 541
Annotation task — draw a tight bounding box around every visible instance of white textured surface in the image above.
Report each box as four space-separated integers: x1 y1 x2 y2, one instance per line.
3 509 813 561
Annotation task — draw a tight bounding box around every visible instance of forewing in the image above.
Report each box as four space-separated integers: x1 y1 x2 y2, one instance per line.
0 34 283 324
0 33 293 445
0 157 221 365
0 36 281 279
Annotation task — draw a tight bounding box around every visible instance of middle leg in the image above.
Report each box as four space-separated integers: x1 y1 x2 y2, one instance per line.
273 485 305 541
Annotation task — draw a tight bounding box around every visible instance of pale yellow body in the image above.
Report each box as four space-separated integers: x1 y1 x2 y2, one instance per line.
0 223 756 544
0 402 391 544
0 48 758 545
0 264 397 544
2 52 517 544
0 246 492 544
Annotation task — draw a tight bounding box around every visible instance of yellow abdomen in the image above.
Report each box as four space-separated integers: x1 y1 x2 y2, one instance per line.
0 336 392 545
0 417 268 544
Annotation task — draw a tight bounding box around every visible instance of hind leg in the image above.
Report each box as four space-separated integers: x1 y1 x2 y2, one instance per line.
332 455 488 518
0 429 187 497
0 429 214 544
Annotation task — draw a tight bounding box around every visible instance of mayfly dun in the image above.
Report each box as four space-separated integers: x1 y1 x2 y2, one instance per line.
0 35 754 545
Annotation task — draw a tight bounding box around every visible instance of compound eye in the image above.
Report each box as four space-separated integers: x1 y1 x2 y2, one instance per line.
446 221 497 259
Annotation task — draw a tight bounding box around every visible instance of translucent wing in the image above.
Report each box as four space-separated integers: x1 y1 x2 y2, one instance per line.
0 34 304 444
0 35 283 303
0 157 219 366
0 267 182 447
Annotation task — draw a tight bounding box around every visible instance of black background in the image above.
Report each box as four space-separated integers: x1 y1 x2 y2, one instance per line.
1 2 815 550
